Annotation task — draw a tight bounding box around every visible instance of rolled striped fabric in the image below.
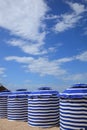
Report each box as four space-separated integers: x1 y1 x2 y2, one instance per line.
7 91 29 122
60 84 87 130
28 90 59 128
0 91 11 118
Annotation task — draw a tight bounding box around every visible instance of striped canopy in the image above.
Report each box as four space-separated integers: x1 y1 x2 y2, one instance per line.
8 91 28 98
28 90 59 97
7 90 29 121
60 84 87 98
0 91 11 97
28 90 59 128
60 84 87 130
38 87 52 90
0 91 11 118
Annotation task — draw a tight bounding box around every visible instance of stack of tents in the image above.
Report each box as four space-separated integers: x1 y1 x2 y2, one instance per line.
60 84 87 130
0 84 10 118
0 85 59 128
1 83 87 130
28 87 59 127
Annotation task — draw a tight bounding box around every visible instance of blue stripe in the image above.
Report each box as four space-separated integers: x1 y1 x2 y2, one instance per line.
28 122 59 127
0 97 7 118
29 90 58 95
60 122 86 130
60 84 87 98
28 119 59 123
8 96 28 121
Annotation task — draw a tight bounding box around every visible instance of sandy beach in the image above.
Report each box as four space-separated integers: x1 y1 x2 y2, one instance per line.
0 119 59 130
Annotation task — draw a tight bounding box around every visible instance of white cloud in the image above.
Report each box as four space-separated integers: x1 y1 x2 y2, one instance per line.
4 51 87 83
76 51 87 61
8 31 59 55
5 56 34 63
63 73 87 82
5 56 74 76
45 14 60 20
57 57 74 63
67 2 86 15
0 0 48 40
0 0 49 55
0 67 5 75
26 57 66 76
8 38 47 55
0 67 6 79
83 27 87 35
54 2 86 32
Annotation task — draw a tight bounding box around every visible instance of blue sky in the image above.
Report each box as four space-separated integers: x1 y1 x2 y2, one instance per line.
0 0 87 92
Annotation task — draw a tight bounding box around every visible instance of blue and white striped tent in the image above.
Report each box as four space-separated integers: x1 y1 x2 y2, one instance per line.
28 89 59 128
0 90 11 118
8 90 29 122
60 84 87 130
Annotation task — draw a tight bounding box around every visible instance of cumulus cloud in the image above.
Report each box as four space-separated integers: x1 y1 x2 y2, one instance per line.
63 73 87 82
0 67 5 75
0 0 48 40
76 51 87 61
54 2 86 32
83 27 87 35
8 38 47 55
45 14 60 20
0 0 49 55
57 57 74 63
0 67 6 79
4 50 87 78
67 2 86 15
5 56 74 76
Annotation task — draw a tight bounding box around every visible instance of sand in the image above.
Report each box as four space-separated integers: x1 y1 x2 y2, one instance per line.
0 119 60 130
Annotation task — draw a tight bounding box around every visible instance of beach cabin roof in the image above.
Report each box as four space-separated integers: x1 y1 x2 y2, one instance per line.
16 89 27 91
0 83 10 92
60 83 87 98
38 87 52 90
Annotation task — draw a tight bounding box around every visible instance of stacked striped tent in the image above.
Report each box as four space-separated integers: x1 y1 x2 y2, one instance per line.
28 89 59 128
8 89 29 122
0 90 11 118
60 84 87 130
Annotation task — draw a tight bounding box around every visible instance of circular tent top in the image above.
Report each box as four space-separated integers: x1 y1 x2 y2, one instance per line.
0 90 11 97
38 87 52 90
0 83 10 92
28 90 59 98
8 89 30 98
60 84 87 98
16 89 27 91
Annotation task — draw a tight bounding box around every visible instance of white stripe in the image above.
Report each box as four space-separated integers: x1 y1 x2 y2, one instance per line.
8 119 27 122
28 112 59 116
67 88 87 90
28 103 59 108
60 109 87 114
61 116 87 122
28 115 59 119
28 110 59 114
60 123 84 130
60 99 87 102
28 117 58 122
60 93 87 95
8 107 26 110
28 106 58 109
60 119 87 126
8 115 27 117
60 113 87 118
28 98 58 101
8 112 27 114
28 120 59 125
60 102 87 106
60 106 87 110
